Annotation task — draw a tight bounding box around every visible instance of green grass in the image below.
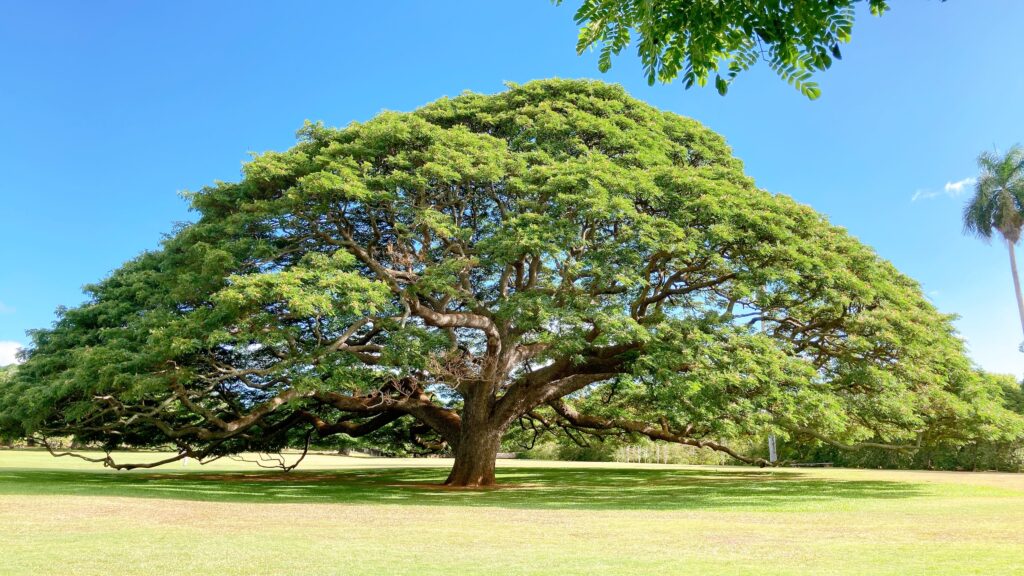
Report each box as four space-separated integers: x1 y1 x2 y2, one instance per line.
1 450 1022 575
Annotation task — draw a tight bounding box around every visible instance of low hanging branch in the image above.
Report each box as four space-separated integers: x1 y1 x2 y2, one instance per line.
228 428 314 473
543 400 773 467
36 437 225 471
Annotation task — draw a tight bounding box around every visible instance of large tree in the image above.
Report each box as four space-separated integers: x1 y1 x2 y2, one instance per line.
558 0 903 99
963 145 1024 341
0 80 1015 486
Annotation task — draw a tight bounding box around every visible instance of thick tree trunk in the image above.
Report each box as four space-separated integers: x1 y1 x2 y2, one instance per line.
444 388 505 487
1009 241 1024 341
444 428 502 487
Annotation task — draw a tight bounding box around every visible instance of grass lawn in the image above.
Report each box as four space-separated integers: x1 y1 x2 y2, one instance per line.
0 450 1021 575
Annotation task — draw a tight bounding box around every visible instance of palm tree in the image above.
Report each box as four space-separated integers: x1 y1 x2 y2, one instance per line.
963 145 1024 340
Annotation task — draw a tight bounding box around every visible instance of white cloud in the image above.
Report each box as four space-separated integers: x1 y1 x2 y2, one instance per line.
911 176 976 202
944 177 977 196
0 301 13 314
0 341 24 366
911 189 941 202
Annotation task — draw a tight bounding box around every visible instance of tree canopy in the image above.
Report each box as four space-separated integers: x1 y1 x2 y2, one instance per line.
558 0 900 99
0 80 1017 485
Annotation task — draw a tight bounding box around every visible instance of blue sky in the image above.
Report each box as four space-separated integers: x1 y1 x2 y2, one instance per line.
1 1 1023 374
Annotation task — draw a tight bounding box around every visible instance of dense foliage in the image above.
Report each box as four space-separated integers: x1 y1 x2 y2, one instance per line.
559 0 899 98
786 374 1024 471
0 80 1017 485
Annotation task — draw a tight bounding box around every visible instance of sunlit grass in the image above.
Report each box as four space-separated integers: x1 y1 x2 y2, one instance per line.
1 449 1022 575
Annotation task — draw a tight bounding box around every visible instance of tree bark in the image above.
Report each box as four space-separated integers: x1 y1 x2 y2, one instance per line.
444 427 502 487
444 389 504 487
1009 241 1024 341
